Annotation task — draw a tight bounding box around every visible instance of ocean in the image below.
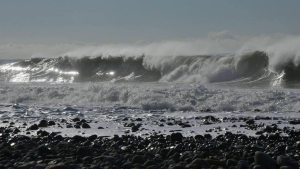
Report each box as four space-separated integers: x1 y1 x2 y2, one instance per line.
1 51 300 111
1 50 300 169
1 51 300 138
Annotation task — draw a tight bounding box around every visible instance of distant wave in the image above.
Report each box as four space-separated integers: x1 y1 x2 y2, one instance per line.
1 50 300 87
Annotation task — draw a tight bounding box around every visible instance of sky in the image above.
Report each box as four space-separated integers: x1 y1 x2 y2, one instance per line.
1 0 300 59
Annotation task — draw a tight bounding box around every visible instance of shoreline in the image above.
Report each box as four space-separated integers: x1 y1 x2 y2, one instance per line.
1 104 300 168
0 119 299 169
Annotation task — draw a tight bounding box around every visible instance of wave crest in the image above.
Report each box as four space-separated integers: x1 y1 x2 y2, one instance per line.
1 50 300 87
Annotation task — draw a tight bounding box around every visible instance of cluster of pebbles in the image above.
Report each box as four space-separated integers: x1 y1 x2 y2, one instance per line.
1 116 300 169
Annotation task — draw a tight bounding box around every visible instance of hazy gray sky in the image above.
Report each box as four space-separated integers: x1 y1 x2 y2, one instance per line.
1 0 300 58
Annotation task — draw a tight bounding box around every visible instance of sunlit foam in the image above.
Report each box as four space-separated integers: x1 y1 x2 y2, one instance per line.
0 64 27 72
107 71 115 76
272 71 285 86
96 72 104 75
48 68 78 75
61 71 79 75
10 73 30 82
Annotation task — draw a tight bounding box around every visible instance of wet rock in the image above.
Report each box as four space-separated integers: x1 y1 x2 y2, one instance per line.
0 148 12 157
255 151 277 169
268 133 280 140
277 155 298 169
181 123 192 128
131 125 139 132
122 117 129 121
72 117 80 122
83 156 93 163
38 120 48 127
82 123 91 128
45 164 70 169
206 159 226 167
204 134 212 140
253 165 265 169
135 118 142 121
236 160 249 169
280 166 293 169
195 135 204 140
17 163 36 169
80 119 87 123
204 115 219 123
35 164 46 169
66 124 73 128
63 107 78 112
122 162 133 169
37 145 52 155
170 165 186 169
226 159 238 167
132 155 145 164
48 121 56 126
289 120 300 125
88 135 97 141
74 124 81 129
76 147 92 157
54 135 63 141
89 165 100 169
187 158 210 168
73 135 87 143
40 130 49 137
246 119 255 125
170 133 183 143
13 128 21 134
143 160 157 166
29 124 39 130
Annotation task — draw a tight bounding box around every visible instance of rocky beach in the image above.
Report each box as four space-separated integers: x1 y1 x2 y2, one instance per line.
3 0 300 168
1 104 300 169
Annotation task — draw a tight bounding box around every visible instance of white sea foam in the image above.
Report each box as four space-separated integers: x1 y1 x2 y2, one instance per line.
1 82 300 112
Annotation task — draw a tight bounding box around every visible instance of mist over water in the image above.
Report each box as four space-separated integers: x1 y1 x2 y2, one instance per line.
1 35 300 88
1 35 300 112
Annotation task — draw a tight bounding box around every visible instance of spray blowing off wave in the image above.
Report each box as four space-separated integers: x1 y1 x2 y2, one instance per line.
0 51 282 86
2 35 300 87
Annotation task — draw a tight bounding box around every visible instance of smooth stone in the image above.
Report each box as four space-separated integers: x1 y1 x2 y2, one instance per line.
17 163 35 169
280 166 292 169
45 165 70 169
48 121 56 126
143 160 157 166
236 160 249 169
37 145 52 155
255 151 277 169
82 123 91 128
187 158 210 168
170 133 183 143
253 165 265 169
38 120 48 127
29 124 39 130
122 162 133 169
277 155 298 169
76 147 92 157
132 155 145 164
227 159 238 167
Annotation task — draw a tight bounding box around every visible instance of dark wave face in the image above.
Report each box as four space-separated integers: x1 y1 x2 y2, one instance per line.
0 51 300 88
0 56 162 83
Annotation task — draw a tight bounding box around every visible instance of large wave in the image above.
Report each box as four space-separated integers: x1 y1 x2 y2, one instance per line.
2 36 300 87
0 51 290 87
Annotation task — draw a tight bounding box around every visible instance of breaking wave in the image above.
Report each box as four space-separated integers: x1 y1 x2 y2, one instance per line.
1 49 300 87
